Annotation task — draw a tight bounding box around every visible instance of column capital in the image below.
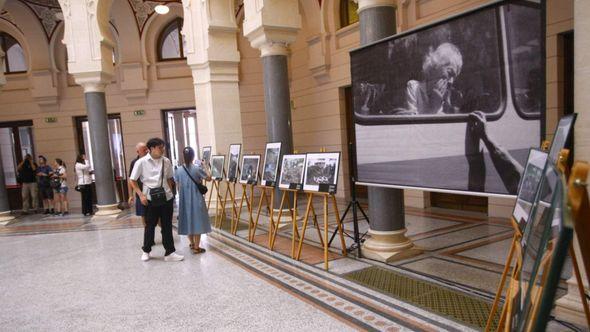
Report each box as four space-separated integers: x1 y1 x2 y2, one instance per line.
243 0 301 57
354 0 396 12
73 71 112 93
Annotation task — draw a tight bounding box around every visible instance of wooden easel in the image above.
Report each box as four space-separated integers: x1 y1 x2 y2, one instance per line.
249 185 274 243
220 179 239 231
269 188 302 257
488 151 590 331
233 181 255 235
295 191 347 270
213 179 225 228
206 179 216 210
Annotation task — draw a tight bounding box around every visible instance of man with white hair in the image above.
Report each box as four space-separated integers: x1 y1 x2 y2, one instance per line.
128 142 149 224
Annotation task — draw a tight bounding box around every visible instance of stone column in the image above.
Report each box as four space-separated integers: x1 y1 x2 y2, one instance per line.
357 0 419 262
0 0 15 224
554 0 590 325
243 0 301 208
182 0 243 210
79 81 120 216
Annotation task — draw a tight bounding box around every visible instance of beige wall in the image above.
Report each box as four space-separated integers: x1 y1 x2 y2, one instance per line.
0 0 579 217
0 2 194 209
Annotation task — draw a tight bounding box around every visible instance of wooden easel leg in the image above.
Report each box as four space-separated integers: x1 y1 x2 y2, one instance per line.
292 191 298 259
296 193 313 261
323 194 329 270
270 191 287 250
247 185 254 236
485 233 518 332
206 181 213 210
267 189 275 248
569 245 590 327
251 189 265 242
234 186 246 235
310 201 324 248
331 195 347 257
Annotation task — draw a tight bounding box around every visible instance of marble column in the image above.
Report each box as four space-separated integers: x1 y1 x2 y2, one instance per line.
358 0 419 262
81 83 120 216
554 0 590 325
262 50 294 207
243 0 301 209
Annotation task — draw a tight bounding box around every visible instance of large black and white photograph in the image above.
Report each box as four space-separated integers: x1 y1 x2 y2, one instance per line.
210 155 225 180
512 149 547 228
261 142 281 186
239 155 260 184
303 153 340 192
201 146 211 165
227 144 241 182
351 2 543 196
547 114 576 163
279 154 306 189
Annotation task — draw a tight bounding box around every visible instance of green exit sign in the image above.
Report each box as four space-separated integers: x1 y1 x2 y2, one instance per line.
44 117 57 123
133 110 145 116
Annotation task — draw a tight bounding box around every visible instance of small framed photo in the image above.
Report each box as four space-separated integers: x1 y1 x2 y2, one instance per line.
239 155 260 185
512 148 548 230
227 144 242 182
261 142 282 187
210 155 225 180
279 154 307 190
201 146 212 166
303 152 340 193
548 114 577 163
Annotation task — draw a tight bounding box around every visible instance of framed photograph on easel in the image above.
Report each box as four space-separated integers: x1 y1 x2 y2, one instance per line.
547 114 576 163
239 155 260 185
201 146 212 166
512 148 548 230
303 152 340 193
279 154 307 190
261 142 281 187
227 144 241 182
210 155 225 180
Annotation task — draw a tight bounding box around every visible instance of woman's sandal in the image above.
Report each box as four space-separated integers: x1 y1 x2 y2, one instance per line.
192 247 206 254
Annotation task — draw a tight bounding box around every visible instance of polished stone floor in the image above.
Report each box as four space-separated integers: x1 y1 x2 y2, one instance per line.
0 198 580 331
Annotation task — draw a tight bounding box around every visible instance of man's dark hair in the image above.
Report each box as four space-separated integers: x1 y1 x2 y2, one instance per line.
146 137 166 150
38 155 47 163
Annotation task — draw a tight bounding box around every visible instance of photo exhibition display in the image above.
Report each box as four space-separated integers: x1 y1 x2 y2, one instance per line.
201 146 212 166
240 155 261 184
210 156 225 180
261 142 282 186
279 154 307 189
303 153 341 193
351 2 543 196
227 144 242 182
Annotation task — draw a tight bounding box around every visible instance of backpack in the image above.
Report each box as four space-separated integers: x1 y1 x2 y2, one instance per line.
50 177 62 189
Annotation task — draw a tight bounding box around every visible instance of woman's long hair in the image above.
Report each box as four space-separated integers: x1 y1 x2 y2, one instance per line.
183 147 195 167
75 154 85 164
56 158 66 169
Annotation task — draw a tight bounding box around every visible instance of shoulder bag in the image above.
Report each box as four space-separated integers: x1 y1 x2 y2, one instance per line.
148 161 167 206
183 165 208 195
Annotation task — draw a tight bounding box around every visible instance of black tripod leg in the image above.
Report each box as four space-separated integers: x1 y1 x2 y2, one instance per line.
328 201 352 247
352 199 362 258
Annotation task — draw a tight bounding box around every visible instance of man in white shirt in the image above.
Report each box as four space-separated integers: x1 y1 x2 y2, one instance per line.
130 137 183 262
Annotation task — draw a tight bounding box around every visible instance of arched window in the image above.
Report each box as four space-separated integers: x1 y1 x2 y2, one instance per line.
1 32 27 73
340 0 359 28
158 18 185 61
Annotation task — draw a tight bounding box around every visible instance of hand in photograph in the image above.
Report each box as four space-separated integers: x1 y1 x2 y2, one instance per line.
466 111 523 193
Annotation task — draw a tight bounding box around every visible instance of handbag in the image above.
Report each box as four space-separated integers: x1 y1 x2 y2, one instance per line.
183 165 208 195
148 161 167 207
50 177 62 190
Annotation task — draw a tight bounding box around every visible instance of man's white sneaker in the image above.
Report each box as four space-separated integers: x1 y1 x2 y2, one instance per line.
164 252 184 262
141 252 150 261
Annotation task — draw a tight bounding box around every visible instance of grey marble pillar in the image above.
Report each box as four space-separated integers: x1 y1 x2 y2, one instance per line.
359 6 406 232
84 92 118 207
262 55 294 206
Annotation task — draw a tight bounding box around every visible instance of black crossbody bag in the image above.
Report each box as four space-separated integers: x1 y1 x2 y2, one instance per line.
149 161 167 206
183 165 208 195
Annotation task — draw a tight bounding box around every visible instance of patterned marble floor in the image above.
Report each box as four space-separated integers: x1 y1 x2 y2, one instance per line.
0 198 578 331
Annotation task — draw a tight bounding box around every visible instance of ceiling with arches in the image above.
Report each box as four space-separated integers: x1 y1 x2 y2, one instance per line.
1 0 182 40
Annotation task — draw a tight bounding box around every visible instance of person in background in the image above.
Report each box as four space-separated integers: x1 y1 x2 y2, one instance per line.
36 155 54 214
128 142 149 225
174 147 212 254
75 154 94 216
130 137 183 262
17 154 38 214
52 158 69 216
